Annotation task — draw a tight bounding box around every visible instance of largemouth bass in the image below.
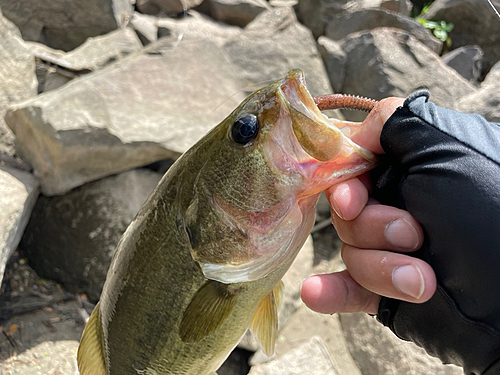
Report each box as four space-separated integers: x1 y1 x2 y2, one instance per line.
77 69 376 375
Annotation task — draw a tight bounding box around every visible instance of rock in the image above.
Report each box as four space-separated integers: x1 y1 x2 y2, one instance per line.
156 11 242 47
0 167 39 287
0 10 38 160
422 0 500 74
249 337 338 374
200 0 270 27
456 62 500 123
137 0 204 15
28 29 143 93
239 236 315 351
223 8 333 98
295 0 383 38
317 37 347 93
19 169 162 302
6 36 245 195
441 45 483 84
340 312 463 375
130 12 160 45
338 28 476 121
380 0 413 15
0 0 133 51
325 8 442 54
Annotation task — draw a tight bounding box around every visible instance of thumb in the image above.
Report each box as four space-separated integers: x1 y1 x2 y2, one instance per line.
350 97 405 154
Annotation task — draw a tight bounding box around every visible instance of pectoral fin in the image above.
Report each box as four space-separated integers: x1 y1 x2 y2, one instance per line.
180 280 239 342
250 281 284 357
77 302 107 375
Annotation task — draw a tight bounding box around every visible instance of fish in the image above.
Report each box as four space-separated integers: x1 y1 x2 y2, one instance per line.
77 69 376 375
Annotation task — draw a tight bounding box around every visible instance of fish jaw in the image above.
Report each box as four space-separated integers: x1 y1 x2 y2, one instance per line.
278 69 377 196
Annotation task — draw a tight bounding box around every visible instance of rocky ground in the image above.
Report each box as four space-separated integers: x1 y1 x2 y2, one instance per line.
1 0 499 373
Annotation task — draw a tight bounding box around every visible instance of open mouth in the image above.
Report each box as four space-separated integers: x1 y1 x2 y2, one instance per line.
279 69 346 162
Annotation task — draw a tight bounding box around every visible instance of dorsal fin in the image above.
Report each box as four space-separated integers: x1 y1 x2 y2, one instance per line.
180 280 240 342
250 280 284 356
77 302 107 375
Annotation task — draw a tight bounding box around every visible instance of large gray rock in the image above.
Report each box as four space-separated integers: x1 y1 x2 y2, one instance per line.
223 7 332 97
249 337 338 374
19 169 162 302
28 28 143 93
340 313 463 375
0 0 133 51
201 0 270 27
137 0 204 15
6 36 245 195
295 0 383 38
0 10 38 159
337 28 476 121
456 62 500 123
423 0 500 74
325 8 442 54
317 37 347 93
0 167 39 286
441 45 484 84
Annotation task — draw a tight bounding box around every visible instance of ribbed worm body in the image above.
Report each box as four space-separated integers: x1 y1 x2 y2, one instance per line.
314 94 378 112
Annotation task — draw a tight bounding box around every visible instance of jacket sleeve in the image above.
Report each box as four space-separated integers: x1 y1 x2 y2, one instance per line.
373 90 500 375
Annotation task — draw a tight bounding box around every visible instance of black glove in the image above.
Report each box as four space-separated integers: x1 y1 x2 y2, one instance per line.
374 90 500 375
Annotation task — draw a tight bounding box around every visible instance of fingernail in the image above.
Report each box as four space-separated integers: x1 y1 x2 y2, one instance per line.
392 265 425 299
385 218 419 249
329 184 348 220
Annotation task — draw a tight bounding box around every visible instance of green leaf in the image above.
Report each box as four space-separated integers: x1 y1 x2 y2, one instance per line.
434 29 448 41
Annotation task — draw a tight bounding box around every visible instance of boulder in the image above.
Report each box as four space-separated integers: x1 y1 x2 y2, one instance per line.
0 0 133 51
338 28 476 121
441 45 484 84
317 37 347 93
325 8 442 54
456 62 500 123
422 0 500 74
380 0 413 15
6 36 245 195
295 0 383 38
200 0 270 27
248 337 338 374
28 28 143 93
136 0 204 15
0 10 38 160
239 236 315 351
130 12 161 45
223 8 333 97
0 167 39 286
340 312 463 374
19 169 162 302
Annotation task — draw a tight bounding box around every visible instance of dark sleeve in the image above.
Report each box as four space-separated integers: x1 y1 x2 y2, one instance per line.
373 90 500 375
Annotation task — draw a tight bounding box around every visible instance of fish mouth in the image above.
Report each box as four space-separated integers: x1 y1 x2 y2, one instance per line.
279 69 346 162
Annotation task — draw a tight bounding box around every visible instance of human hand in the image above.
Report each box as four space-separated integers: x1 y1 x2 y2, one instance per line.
301 97 437 314
303 91 500 373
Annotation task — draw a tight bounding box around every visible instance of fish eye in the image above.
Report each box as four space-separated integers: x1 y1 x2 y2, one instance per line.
231 114 259 145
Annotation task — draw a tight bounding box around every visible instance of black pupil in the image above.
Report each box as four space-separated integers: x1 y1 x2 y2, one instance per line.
232 115 259 144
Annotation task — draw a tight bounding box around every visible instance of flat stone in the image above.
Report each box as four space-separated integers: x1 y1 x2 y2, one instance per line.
325 8 442 54
137 0 204 15
6 36 245 195
0 167 39 287
338 28 476 121
422 0 500 74
340 312 464 375
295 0 383 38
0 0 133 51
456 62 500 123
0 9 38 160
201 0 270 27
19 169 162 302
249 337 339 374
441 45 484 84
223 7 333 98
